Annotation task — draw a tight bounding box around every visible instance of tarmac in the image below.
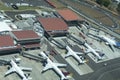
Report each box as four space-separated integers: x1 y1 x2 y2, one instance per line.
0 23 120 80
50 26 120 80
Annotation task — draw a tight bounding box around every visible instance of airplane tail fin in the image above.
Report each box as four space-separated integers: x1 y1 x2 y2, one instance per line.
83 59 89 63
24 73 32 80
66 74 72 79
23 78 27 80
23 77 32 80
61 75 72 80
62 71 70 76
28 77 32 80
96 51 105 57
115 42 120 47
14 57 21 63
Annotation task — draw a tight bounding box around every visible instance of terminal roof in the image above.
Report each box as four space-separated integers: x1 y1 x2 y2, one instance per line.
38 18 68 31
57 9 81 21
0 35 14 47
12 30 40 41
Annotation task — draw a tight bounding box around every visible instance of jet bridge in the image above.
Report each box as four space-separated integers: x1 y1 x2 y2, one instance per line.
66 34 84 45
0 59 9 66
21 52 44 62
87 33 101 41
50 38 66 49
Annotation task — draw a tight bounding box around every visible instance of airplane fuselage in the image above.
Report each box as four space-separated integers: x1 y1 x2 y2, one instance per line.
99 35 120 50
66 46 84 64
10 60 28 80
40 52 67 80
46 58 66 80
84 43 102 60
101 36 116 45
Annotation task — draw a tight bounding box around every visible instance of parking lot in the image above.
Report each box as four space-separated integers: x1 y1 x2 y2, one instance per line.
1 0 52 8
5 10 38 20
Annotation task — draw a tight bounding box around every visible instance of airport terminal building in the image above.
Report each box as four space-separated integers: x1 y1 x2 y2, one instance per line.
0 35 21 54
10 30 41 50
38 17 69 37
57 9 84 25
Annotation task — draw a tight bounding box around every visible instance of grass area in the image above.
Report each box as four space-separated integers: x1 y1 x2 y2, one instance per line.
61 0 115 27
18 6 40 10
114 29 120 35
0 1 41 11
0 0 65 11
50 0 65 8
0 2 12 10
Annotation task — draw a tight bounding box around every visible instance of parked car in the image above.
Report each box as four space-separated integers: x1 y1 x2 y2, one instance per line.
11 4 19 10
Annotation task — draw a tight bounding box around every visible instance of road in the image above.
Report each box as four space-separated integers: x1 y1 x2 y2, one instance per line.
78 0 119 29
59 0 117 28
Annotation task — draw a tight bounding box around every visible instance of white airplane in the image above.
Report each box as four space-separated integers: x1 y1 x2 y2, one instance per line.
84 42 104 60
5 59 32 80
98 35 120 51
115 0 120 4
65 45 86 64
40 51 69 80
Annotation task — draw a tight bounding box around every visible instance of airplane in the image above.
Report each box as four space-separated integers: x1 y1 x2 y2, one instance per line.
65 45 87 64
40 51 70 80
84 42 104 60
5 59 32 80
115 0 120 4
98 35 120 51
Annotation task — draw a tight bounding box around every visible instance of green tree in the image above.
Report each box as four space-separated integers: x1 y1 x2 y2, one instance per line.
117 3 120 13
96 0 103 6
96 0 111 7
103 0 111 7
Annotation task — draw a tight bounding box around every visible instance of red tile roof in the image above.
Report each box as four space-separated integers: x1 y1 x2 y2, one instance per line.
12 30 40 41
0 35 14 47
57 9 81 21
38 18 68 31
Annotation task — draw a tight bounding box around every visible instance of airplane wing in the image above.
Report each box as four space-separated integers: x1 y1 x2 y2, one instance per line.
110 37 115 40
75 52 83 55
5 67 15 75
108 44 115 52
85 49 91 53
42 64 52 71
65 52 72 58
54 63 67 67
20 67 32 71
